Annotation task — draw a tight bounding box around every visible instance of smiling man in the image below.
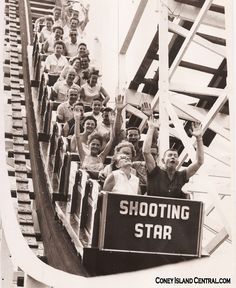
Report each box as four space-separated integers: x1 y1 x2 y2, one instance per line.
142 115 204 199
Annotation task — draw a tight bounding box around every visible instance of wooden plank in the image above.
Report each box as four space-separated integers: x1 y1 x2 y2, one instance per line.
204 227 229 254
169 21 226 57
18 203 32 214
165 98 196 161
21 225 36 236
158 0 169 156
168 0 225 29
170 82 225 98
126 89 230 130
170 97 230 140
196 32 226 46
174 0 224 14
169 0 214 80
120 0 149 54
125 103 148 131
178 92 228 166
18 214 34 225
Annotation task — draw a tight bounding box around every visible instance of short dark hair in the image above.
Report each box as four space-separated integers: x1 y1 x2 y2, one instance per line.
74 102 84 108
92 98 102 103
70 17 79 23
45 16 54 23
70 57 80 65
69 30 78 36
163 148 178 158
126 127 140 135
52 26 64 34
78 42 87 48
102 107 113 113
82 115 97 128
88 133 103 146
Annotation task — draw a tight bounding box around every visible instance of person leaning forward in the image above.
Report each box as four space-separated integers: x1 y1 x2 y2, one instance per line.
142 114 204 199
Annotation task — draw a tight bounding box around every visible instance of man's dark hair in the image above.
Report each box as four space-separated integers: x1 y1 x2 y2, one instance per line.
78 42 87 48
52 26 64 34
126 127 140 136
102 107 113 113
74 102 84 109
163 148 178 158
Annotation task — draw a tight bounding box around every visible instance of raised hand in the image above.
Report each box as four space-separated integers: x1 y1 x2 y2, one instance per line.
74 110 82 122
190 122 203 138
115 94 126 111
147 114 159 129
108 110 116 125
141 102 153 117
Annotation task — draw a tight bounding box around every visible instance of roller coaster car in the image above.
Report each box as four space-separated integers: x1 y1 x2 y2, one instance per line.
54 153 205 275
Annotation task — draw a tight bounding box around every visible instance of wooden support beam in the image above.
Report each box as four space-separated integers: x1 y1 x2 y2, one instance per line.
125 89 230 131
126 104 148 131
168 0 225 29
169 0 214 80
156 0 169 157
170 97 230 141
120 0 148 54
152 56 227 75
200 93 228 134
165 98 196 161
196 32 226 46
169 128 230 166
174 0 225 14
169 21 226 57
204 227 228 255
177 91 228 166
169 82 225 98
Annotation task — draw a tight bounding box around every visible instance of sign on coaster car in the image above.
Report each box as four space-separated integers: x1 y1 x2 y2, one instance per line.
99 193 204 257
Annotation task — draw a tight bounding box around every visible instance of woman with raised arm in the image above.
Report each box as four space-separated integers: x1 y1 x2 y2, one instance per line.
74 110 115 177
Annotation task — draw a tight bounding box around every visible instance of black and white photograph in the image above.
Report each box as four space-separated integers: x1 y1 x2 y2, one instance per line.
0 0 235 287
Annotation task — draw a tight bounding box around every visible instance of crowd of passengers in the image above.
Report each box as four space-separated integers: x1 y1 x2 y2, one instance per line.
35 1 204 199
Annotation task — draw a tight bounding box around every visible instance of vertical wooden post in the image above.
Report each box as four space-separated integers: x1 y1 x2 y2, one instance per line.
156 0 169 158
1 231 14 288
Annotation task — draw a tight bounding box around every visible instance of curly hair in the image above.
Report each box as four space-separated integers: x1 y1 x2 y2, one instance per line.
87 133 103 146
114 141 136 159
82 115 97 128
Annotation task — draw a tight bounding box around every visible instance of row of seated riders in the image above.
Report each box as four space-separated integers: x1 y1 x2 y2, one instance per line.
35 2 204 200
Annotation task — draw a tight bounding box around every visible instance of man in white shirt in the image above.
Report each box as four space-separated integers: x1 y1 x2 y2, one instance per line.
44 40 68 75
56 87 80 123
65 30 79 57
51 68 80 102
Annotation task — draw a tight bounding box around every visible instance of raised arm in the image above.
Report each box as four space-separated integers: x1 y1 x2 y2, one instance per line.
74 111 86 162
142 114 159 173
79 4 89 31
186 122 204 179
100 86 110 106
114 95 125 136
99 112 115 162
